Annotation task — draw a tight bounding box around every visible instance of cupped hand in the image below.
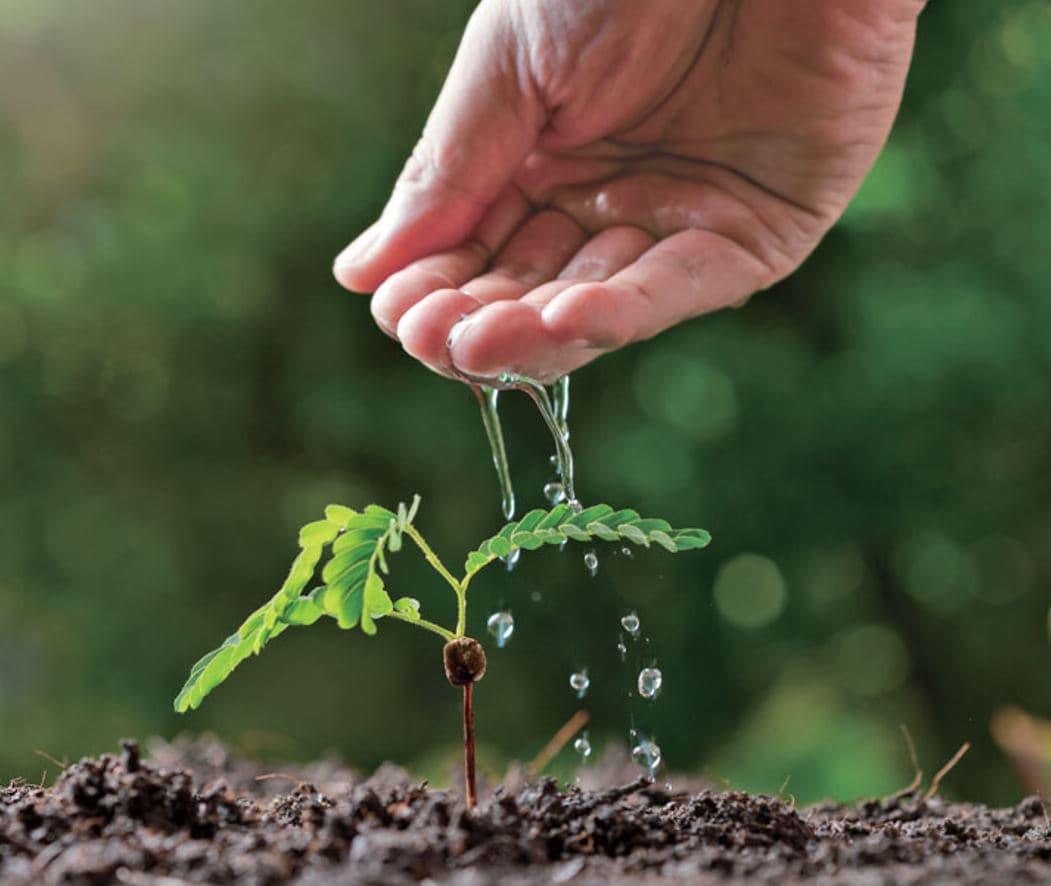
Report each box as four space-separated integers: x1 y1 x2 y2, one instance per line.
334 0 925 382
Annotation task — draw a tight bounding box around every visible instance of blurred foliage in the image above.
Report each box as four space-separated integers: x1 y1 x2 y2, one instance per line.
1 1 1049 805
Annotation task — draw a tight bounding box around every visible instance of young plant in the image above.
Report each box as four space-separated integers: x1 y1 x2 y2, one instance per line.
174 498 710 806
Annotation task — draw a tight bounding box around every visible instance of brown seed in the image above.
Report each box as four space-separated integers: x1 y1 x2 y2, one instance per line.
443 637 487 686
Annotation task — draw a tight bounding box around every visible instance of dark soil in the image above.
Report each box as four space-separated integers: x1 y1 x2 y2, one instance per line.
3 738 1050 885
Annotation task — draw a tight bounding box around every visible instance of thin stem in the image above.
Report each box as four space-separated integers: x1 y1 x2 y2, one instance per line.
386 610 455 642
463 682 477 809
455 585 467 638
403 524 469 637
404 525 462 595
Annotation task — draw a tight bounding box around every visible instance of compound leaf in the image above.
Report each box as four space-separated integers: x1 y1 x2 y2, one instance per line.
175 500 419 713
463 504 710 578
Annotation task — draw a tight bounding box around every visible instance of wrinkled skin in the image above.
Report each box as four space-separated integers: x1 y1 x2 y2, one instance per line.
334 0 925 382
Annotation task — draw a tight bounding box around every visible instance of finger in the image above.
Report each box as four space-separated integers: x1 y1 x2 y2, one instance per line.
443 226 657 380
369 186 532 336
447 300 604 382
541 228 775 348
397 288 484 373
519 225 656 310
460 210 587 303
333 4 545 293
391 208 584 373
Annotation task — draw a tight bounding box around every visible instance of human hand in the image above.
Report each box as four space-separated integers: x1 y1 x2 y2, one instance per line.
334 0 925 382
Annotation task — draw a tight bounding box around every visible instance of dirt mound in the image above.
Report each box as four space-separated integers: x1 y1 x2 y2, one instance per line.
2 739 1049 884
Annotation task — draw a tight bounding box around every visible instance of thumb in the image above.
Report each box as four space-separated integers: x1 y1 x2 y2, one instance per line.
334 2 544 293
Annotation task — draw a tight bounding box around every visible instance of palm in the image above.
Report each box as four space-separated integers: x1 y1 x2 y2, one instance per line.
336 0 923 382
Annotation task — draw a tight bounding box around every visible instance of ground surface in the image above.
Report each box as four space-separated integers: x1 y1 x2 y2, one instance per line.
2 738 1049 885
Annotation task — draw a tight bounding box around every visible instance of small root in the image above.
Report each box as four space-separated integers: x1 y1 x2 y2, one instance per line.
924 742 971 802
33 749 66 770
528 709 590 777
887 724 924 800
256 773 312 790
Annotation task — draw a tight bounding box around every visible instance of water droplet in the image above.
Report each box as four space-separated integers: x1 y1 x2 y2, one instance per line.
621 612 640 637
569 669 590 698
631 736 662 777
616 636 627 661
530 590 542 603
476 386 515 521
584 550 598 576
637 667 663 700
501 548 521 571
573 731 592 761
486 610 514 648
549 453 561 474
567 498 583 514
621 546 634 558
543 481 566 504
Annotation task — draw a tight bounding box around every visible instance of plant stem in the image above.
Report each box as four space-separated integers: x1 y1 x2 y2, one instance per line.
387 610 455 641
463 682 477 809
403 524 469 637
405 526 463 593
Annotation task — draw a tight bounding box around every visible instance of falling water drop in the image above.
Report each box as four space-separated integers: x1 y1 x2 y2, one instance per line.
616 635 628 661
530 590 542 603
501 548 521 571
553 374 571 439
621 612 640 637
543 481 566 505
573 731 592 761
486 611 514 649
584 550 598 576
569 669 590 698
631 735 662 777
500 373 576 504
475 386 515 520
621 546 634 558
637 667 663 700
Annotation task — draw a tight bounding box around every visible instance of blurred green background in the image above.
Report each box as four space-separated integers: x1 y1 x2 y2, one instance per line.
2 1 1049 805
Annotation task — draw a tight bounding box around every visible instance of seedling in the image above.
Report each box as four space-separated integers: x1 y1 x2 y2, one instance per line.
174 498 709 806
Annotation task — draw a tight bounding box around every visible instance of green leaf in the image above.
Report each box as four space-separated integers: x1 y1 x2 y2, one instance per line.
568 504 614 527
394 597 421 620
360 571 392 636
299 520 338 548
463 503 709 577
387 519 402 552
325 504 358 527
618 524 649 546
587 522 620 542
405 494 421 525
175 502 414 713
561 524 591 542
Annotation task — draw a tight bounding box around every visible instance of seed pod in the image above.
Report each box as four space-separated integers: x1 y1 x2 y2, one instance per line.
443 637 487 686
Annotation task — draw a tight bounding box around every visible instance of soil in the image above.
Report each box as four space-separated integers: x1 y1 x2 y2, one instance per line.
3 738 1050 885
